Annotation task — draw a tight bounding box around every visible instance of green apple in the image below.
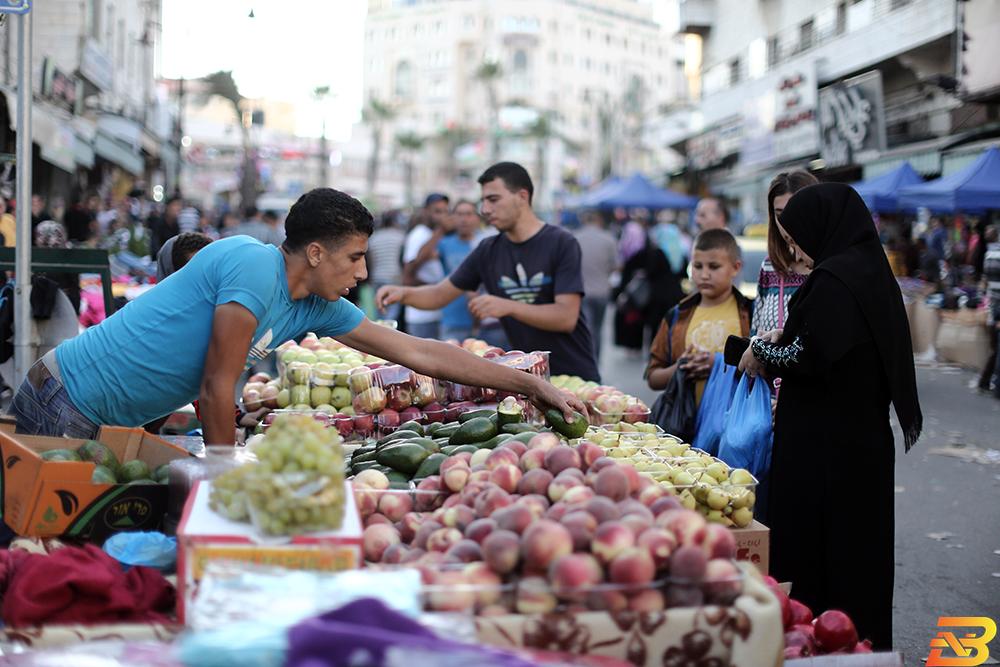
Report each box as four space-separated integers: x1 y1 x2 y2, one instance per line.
297 350 318 365
292 403 313 411
276 388 291 408
316 350 338 364
331 363 352 387
311 385 332 407
339 406 356 416
330 386 352 409
280 347 301 364
314 403 336 415
729 469 754 486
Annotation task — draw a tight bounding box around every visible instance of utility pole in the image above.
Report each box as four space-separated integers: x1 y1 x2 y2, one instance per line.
314 85 331 188
13 7 32 385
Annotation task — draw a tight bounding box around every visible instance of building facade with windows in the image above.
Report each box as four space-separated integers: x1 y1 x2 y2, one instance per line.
673 0 1000 228
0 0 177 213
362 0 688 209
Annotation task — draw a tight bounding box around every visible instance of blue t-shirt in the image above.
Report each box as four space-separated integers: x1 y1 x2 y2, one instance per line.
57 236 364 426
438 234 478 329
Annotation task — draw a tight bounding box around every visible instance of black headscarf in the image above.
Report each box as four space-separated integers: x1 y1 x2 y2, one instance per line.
779 183 922 451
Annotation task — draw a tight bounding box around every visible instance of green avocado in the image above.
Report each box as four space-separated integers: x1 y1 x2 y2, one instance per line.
448 417 497 446
413 452 446 478
544 409 588 439
458 409 495 423
376 442 431 475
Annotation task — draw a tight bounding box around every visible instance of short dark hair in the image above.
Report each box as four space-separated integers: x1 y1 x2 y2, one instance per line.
701 197 729 222
767 171 818 273
262 210 279 222
243 205 259 219
166 196 182 207
425 193 449 207
172 232 213 270
478 162 534 204
694 228 741 264
283 188 374 252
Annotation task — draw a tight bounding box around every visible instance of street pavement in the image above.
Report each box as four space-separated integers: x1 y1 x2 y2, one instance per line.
595 324 1000 663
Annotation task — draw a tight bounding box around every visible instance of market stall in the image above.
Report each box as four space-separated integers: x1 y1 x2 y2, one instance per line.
850 162 924 214
0 335 900 666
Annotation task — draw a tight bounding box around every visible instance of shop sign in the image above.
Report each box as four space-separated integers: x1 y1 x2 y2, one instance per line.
740 61 818 167
818 70 887 169
79 38 112 92
41 58 81 114
687 116 743 171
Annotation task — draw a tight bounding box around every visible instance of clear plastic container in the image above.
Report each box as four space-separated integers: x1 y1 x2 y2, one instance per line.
164 445 257 534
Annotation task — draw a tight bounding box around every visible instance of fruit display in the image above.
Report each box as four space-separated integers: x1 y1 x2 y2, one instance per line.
352 428 748 615
209 414 346 535
766 577 872 658
550 376 649 426
39 440 169 485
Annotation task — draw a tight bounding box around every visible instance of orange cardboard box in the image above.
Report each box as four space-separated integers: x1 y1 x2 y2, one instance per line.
176 479 362 624
733 519 770 574
0 427 191 540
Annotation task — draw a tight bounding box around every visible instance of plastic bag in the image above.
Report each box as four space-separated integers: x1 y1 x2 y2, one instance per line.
717 374 773 477
649 367 697 442
692 354 738 456
102 531 177 572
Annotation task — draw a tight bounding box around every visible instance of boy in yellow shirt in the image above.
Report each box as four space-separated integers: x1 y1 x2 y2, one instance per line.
646 229 752 405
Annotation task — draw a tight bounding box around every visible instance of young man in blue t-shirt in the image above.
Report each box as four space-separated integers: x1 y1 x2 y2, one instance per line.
376 162 600 381
10 189 585 445
437 200 484 341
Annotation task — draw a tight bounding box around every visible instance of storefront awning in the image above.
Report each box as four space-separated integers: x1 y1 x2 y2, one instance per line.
94 114 144 175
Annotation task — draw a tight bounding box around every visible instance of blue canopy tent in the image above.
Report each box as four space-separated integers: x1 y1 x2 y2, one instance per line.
897 147 1000 213
850 162 924 213
576 173 697 210
561 176 621 209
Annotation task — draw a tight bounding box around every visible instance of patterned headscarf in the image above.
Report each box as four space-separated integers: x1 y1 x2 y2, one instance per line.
34 220 68 248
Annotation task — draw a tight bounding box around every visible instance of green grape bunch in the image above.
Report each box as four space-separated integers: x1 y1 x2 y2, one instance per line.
209 414 346 535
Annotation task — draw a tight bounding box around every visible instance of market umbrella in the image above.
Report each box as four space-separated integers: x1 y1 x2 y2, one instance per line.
577 173 697 210
562 176 622 209
897 146 1000 213
850 162 924 213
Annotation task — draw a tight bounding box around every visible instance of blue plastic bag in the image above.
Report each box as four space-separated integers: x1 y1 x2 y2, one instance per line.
103 531 177 573
717 374 773 477
692 354 738 456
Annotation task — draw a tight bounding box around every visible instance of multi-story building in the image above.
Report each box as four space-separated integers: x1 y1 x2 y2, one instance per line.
0 0 176 212
362 0 687 209
674 0 1000 227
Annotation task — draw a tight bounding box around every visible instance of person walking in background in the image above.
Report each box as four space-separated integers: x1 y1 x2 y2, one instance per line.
0 197 15 247
437 200 485 341
575 209 618 360
979 229 1000 396
30 194 50 234
237 206 283 246
149 196 181 258
365 210 407 323
262 210 285 246
64 193 100 244
401 194 451 339
694 196 729 232
751 171 819 336
613 217 651 356
738 183 922 650
219 212 241 238
378 162 600 380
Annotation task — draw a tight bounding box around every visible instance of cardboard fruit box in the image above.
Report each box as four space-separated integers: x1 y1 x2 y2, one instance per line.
0 426 191 540
176 479 362 624
733 520 770 575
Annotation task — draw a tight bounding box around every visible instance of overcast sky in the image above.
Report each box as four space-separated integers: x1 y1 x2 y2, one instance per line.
161 1 675 141
161 0 366 141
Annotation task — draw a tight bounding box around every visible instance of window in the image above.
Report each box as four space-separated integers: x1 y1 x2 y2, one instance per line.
583 57 592 70
799 19 814 51
582 88 591 102
767 36 780 67
836 2 847 34
890 0 911 8
413 22 423 35
435 20 444 33
604 61 611 75
623 38 629 50
105 4 114 46
117 19 125 63
88 0 101 39
394 60 414 99
464 15 475 28
729 57 741 85
513 49 529 72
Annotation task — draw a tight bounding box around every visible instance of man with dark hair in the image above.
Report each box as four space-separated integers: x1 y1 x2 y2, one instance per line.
10 188 584 445
401 193 451 338
149 196 182 258
155 232 214 281
238 206 283 246
377 162 600 380
695 196 729 232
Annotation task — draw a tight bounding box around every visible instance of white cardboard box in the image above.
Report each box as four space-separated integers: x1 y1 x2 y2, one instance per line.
176 479 362 624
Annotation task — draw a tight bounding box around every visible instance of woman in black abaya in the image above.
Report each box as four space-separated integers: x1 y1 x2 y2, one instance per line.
739 183 922 650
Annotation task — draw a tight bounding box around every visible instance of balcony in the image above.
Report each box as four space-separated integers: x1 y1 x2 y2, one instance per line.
678 0 714 36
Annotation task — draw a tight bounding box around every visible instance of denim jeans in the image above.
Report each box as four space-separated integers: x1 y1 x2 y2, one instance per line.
583 296 609 361
9 360 99 438
406 320 441 340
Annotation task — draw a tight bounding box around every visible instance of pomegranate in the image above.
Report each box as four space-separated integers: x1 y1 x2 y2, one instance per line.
784 628 814 657
853 639 873 654
814 610 859 653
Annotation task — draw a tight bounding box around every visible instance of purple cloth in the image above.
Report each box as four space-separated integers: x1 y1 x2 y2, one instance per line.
618 221 646 263
286 598 536 667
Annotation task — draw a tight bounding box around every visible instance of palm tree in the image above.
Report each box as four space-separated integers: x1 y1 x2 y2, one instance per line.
434 124 474 182
524 111 579 209
475 61 503 161
362 97 396 199
201 70 257 211
394 131 425 208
